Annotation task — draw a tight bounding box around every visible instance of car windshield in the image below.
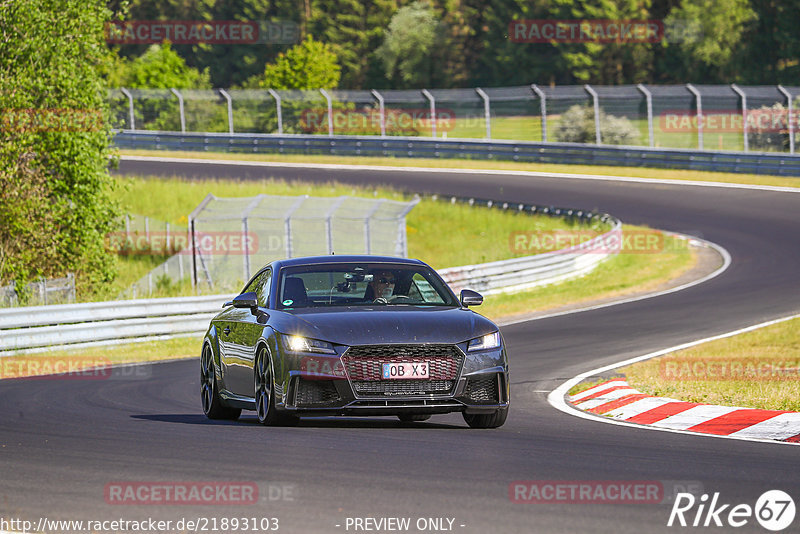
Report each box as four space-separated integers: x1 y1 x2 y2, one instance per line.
277 263 459 309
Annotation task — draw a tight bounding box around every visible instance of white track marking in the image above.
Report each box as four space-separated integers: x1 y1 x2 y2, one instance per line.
500 236 731 326
730 413 800 441
569 379 628 402
573 388 639 410
605 397 675 419
120 155 800 193
648 405 739 431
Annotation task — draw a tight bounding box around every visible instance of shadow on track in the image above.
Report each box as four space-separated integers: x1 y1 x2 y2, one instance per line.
132 413 466 429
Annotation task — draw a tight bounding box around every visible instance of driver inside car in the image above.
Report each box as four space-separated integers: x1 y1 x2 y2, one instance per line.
365 270 396 301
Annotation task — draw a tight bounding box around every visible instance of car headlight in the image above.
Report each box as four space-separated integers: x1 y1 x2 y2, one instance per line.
467 331 501 352
282 335 336 354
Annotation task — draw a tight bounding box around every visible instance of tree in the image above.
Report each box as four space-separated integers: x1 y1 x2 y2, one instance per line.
108 42 211 89
663 0 757 80
375 1 443 88
0 0 119 298
309 0 398 88
253 35 341 89
549 0 657 84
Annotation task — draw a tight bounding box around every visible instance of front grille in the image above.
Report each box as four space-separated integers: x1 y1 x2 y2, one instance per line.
343 344 464 381
353 380 454 395
464 374 499 404
295 379 340 406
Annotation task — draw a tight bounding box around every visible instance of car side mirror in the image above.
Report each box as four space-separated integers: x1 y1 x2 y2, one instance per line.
233 292 258 310
460 289 483 307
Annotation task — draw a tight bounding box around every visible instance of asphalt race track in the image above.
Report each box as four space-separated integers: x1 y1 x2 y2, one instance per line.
1 157 798 533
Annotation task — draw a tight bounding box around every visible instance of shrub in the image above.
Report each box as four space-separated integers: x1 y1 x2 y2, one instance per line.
554 104 641 145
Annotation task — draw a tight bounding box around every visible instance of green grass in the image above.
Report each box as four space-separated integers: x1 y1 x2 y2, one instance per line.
118 149 800 189
480 230 694 320
352 114 755 152
618 316 800 411
112 174 594 270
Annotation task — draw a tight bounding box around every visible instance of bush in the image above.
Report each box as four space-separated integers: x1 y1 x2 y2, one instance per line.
749 102 800 152
554 104 641 145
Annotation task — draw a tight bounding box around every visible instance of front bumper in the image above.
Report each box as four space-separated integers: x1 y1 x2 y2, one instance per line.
279 342 509 417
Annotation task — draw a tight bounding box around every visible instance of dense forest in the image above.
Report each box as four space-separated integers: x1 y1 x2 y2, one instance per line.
107 0 800 89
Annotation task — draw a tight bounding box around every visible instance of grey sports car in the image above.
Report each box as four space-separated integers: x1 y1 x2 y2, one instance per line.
200 255 509 428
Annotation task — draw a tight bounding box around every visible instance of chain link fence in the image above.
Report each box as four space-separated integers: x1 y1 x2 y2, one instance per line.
110 84 800 153
0 274 76 307
122 194 419 297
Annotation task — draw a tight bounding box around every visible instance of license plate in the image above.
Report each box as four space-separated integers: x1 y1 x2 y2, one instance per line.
382 362 429 379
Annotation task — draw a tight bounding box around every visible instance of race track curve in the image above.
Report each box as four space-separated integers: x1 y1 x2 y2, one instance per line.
1 157 798 534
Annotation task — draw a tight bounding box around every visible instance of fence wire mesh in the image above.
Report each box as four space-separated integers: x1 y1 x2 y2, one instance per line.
123 194 418 297
111 84 800 153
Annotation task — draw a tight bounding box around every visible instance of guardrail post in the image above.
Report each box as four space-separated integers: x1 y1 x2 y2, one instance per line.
145 216 150 243
421 89 436 138
584 84 601 144
320 89 334 136
531 84 547 142
120 88 135 130
219 89 234 134
170 88 186 133
267 89 283 134
778 85 794 154
686 84 703 150
637 84 654 148
731 84 748 152
476 87 491 139
371 89 386 137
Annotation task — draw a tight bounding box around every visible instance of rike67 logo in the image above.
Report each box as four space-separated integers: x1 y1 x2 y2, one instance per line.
668 490 795 531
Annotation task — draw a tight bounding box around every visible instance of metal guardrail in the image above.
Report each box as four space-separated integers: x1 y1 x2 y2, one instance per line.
0 200 620 354
113 131 800 176
0 295 228 352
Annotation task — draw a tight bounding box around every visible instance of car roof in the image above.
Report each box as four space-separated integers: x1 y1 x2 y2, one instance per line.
272 255 426 270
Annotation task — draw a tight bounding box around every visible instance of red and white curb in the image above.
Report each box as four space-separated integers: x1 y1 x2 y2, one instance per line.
569 378 800 444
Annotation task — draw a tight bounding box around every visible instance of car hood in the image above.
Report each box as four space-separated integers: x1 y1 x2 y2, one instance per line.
270 306 497 346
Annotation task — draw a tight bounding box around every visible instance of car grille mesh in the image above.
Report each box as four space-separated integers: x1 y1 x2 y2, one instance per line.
353 380 454 395
343 344 464 397
295 379 340 406
464 374 499 404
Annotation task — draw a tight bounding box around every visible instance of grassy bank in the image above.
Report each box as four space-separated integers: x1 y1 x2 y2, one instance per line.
618 316 800 411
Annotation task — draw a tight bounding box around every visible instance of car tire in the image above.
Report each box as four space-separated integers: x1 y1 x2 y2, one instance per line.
255 345 299 427
397 414 431 423
462 407 508 429
201 345 241 420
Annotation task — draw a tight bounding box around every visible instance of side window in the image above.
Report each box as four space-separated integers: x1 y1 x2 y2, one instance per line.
256 269 272 307
242 269 271 307
412 273 444 304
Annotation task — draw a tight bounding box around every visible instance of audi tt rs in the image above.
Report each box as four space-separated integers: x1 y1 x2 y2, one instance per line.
200 255 509 428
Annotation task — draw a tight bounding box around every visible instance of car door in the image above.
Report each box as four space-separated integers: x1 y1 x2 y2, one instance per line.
221 269 272 397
